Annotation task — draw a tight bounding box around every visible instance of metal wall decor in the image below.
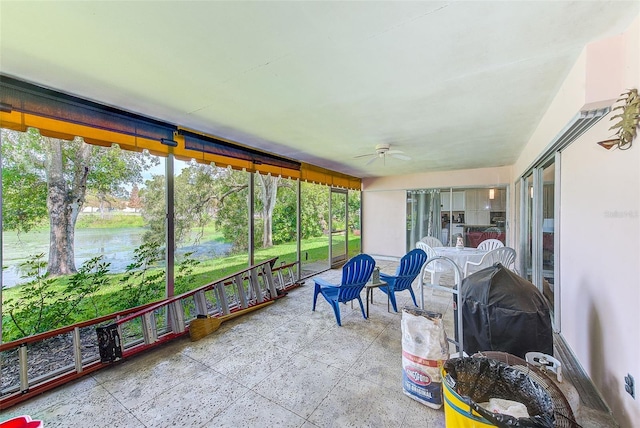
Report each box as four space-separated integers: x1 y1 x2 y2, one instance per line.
598 88 640 150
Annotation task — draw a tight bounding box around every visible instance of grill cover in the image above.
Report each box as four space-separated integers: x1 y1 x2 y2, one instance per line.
461 264 553 358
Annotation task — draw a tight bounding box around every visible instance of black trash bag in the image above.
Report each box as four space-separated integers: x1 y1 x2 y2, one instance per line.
444 357 554 428
461 263 553 358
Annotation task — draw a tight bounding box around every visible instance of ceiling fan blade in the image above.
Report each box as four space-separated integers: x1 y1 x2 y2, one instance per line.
390 153 411 161
353 153 376 159
365 156 380 166
386 149 405 155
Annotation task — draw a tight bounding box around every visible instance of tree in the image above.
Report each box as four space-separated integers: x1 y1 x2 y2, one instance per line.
211 168 250 251
218 174 331 248
141 165 285 253
348 191 361 232
1 128 158 275
175 163 222 245
215 171 288 250
139 163 332 254
1 163 48 233
140 161 229 248
256 173 280 248
300 182 329 238
128 184 142 212
271 182 297 245
89 144 150 218
139 174 166 246
2 253 110 341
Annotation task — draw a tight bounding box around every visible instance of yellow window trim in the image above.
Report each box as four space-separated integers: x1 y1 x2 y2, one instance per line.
0 110 361 190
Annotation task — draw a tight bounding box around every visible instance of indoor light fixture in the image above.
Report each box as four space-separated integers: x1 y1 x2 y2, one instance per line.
530 187 534 198
489 188 495 200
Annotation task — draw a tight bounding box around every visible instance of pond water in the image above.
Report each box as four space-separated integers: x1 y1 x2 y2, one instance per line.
1 228 232 288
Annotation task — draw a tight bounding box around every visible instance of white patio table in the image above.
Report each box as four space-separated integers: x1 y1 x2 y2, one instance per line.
431 246 488 284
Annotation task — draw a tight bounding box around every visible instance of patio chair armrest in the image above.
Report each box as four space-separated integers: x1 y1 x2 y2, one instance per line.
314 277 338 288
379 273 396 288
379 272 394 281
463 259 482 276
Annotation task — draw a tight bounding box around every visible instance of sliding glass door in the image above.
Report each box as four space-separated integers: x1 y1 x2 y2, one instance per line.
300 182 330 278
407 187 507 250
329 188 348 268
406 189 442 249
521 174 534 282
541 161 556 317
519 155 558 328
347 191 362 259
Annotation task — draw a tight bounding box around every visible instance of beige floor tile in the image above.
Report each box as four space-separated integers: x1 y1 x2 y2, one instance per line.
218 309 292 337
251 353 346 419
268 289 314 317
401 396 446 427
26 385 140 428
1 376 99 421
205 389 306 427
307 372 415 428
297 327 376 371
94 351 211 410
180 326 249 364
3 258 446 427
334 311 391 338
350 326 404 391
211 337 293 388
129 367 248 427
261 316 338 352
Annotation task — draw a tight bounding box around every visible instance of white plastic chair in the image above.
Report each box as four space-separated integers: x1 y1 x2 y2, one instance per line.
464 247 516 277
418 236 443 248
477 238 504 251
416 242 449 285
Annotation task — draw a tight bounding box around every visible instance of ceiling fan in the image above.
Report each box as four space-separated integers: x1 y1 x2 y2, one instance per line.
354 143 411 166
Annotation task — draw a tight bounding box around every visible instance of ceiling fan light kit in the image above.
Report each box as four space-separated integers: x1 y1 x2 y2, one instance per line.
354 143 412 166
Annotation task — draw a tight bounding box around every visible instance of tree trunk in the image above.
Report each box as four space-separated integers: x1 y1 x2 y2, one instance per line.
99 196 105 219
257 174 280 248
45 138 91 276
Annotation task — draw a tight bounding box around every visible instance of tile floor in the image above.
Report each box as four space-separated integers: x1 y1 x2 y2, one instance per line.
1 258 614 427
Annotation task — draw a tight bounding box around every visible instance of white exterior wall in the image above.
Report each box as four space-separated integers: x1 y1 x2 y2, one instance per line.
512 16 640 426
362 165 511 258
361 190 407 258
361 15 639 425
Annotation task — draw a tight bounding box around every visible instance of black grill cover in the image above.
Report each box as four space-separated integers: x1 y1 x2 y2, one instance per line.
461 263 553 358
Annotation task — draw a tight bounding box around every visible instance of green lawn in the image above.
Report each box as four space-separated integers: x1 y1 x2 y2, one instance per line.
1 235 361 342
75 213 145 228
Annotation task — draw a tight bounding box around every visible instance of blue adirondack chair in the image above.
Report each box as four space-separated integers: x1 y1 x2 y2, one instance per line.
379 248 427 312
312 253 376 326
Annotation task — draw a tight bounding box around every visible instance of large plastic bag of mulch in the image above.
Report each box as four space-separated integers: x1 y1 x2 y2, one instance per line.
401 307 450 409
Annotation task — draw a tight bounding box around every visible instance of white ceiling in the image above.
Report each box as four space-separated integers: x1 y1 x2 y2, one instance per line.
1 1 638 178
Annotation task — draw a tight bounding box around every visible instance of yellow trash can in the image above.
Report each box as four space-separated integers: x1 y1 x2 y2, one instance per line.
441 357 555 428
442 364 495 427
